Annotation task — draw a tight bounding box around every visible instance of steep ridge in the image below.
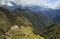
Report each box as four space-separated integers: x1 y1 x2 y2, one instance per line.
42 23 60 39
13 8 53 32
0 7 45 39
0 7 60 39
0 7 53 34
0 7 33 36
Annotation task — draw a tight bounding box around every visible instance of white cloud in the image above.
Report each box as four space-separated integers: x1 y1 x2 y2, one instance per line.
1 0 14 6
1 0 60 9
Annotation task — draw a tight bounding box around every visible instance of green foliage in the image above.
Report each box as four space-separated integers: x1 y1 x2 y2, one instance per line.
41 23 60 39
0 7 33 39
13 8 53 33
0 7 58 39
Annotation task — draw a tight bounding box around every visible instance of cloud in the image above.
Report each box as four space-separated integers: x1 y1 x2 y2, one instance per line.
1 0 14 6
1 0 60 9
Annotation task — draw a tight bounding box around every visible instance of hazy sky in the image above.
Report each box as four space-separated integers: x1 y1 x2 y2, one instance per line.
1 0 60 9
45 0 58 4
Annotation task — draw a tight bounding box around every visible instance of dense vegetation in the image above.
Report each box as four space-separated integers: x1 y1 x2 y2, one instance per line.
0 7 60 39
41 23 60 39
13 8 53 32
0 7 33 39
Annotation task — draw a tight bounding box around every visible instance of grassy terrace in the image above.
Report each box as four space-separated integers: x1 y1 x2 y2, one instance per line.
6 26 44 39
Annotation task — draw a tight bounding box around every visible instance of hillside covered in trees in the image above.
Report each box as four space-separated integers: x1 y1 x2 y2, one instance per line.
0 7 60 39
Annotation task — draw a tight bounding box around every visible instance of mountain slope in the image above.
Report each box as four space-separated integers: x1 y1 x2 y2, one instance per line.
0 7 33 37
0 7 60 39
0 7 45 39
53 15 60 23
41 9 60 18
42 23 60 39
13 8 53 33
0 7 53 33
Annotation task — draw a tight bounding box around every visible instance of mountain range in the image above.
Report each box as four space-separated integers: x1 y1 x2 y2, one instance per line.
0 6 53 33
0 6 60 39
1 4 60 24
0 1 60 39
0 1 60 24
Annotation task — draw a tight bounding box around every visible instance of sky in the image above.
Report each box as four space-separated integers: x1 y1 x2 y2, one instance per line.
0 0 60 9
45 0 58 4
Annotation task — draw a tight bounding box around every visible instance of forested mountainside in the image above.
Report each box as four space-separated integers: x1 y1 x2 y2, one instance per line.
53 15 60 23
0 7 34 39
13 8 53 32
41 23 60 39
0 7 60 39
